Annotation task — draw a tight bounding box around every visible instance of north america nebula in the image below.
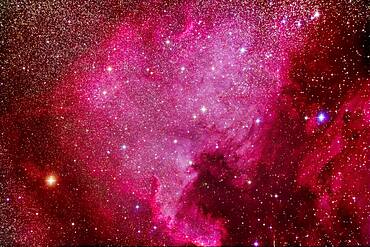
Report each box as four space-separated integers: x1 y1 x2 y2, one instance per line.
0 0 369 246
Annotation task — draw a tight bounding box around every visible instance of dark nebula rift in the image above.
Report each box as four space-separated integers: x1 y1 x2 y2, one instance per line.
0 0 369 246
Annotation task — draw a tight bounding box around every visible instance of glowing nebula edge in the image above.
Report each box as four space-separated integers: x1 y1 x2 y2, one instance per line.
0 0 369 246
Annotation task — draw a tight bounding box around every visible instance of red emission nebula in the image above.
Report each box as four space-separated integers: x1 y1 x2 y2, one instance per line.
0 0 370 246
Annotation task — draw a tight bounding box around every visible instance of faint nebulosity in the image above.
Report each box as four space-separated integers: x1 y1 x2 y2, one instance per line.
0 0 369 246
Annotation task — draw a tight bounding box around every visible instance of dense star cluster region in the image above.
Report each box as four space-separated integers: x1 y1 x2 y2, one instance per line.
0 0 369 246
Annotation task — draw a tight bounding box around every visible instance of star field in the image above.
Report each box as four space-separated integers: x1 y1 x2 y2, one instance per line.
0 0 369 246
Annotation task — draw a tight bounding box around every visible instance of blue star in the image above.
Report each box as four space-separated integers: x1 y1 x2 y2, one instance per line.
317 111 328 124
